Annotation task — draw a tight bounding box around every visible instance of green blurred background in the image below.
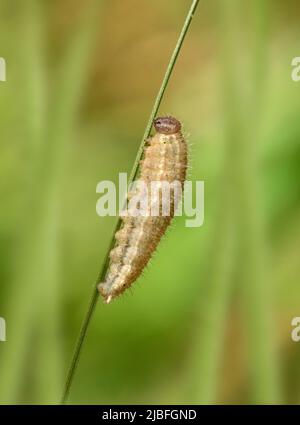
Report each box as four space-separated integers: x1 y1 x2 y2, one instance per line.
0 0 300 405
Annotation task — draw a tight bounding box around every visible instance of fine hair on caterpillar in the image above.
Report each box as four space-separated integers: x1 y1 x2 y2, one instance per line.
98 116 187 304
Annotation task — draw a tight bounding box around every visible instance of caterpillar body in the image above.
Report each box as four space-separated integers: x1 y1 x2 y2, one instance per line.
98 116 187 303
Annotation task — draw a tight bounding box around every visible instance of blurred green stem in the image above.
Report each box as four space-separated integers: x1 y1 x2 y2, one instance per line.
186 6 241 400
239 0 280 403
187 193 236 403
36 0 102 403
216 0 279 403
0 0 47 403
61 0 201 404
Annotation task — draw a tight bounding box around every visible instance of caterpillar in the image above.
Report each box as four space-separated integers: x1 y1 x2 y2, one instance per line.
98 116 187 303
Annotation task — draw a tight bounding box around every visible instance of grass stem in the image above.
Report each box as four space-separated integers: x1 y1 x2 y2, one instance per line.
61 0 201 404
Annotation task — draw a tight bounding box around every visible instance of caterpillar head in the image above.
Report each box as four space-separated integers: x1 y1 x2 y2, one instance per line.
154 116 181 135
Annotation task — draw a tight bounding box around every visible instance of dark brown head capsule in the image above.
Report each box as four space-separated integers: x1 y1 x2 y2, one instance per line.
154 116 181 135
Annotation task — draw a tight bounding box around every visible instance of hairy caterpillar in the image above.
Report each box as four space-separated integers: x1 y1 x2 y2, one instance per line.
98 116 187 303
